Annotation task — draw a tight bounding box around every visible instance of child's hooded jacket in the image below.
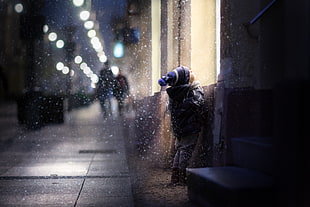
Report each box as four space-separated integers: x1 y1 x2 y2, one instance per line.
166 67 205 139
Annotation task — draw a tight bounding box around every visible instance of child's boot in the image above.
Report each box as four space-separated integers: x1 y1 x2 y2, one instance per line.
171 168 179 184
179 169 187 185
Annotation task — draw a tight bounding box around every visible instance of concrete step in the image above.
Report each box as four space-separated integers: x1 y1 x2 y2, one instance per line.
231 136 273 175
187 166 273 207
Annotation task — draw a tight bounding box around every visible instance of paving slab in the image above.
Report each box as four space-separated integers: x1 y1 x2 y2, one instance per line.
0 179 82 206
77 177 134 207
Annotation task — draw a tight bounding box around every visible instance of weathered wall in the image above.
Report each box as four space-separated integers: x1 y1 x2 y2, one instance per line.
220 0 261 88
134 91 175 167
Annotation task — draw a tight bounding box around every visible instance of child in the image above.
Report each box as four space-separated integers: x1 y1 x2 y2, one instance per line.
158 66 205 185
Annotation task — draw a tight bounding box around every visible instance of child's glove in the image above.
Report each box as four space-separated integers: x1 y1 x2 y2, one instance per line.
158 71 176 86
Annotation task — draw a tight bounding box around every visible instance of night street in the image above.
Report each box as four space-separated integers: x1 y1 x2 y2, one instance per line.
1 0 309 206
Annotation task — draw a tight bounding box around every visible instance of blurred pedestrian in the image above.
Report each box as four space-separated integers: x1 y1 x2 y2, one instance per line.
158 66 205 185
97 62 115 117
113 69 129 116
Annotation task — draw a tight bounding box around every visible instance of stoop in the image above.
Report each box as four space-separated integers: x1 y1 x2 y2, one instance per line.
186 137 273 207
187 166 273 207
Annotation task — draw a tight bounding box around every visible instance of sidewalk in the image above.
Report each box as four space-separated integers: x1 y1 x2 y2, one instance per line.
0 100 197 207
0 101 134 207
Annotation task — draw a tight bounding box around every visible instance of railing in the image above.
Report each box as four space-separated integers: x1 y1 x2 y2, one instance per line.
244 0 278 38
248 0 277 25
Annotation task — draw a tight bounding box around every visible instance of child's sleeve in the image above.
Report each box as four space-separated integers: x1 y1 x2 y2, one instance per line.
189 87 205 108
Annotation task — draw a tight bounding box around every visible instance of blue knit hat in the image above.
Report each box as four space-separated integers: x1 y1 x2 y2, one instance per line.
158 66 190 86
171 66 190 86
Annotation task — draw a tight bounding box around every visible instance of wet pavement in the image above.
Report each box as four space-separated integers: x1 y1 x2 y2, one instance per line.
0 101 134 207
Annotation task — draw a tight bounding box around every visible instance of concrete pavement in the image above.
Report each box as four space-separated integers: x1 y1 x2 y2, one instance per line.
0 101 134 207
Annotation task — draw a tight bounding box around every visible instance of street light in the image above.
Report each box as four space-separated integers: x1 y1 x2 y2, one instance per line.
56 62 64 71
73 0 84 7
43 25 49 33
90 74 99 83
111 66 119 76
113 41 124 58
56 40 64 48
84 21 94 30
48 32 57 41
79 10 90 21
98 54 107 63
14 3 24 13
87 29 96 38
74 56 83 64
62 66 70 75
80 62 87 70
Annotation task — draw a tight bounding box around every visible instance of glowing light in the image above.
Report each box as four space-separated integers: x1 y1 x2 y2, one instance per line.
80 10 90 21
99 55 107 63
56 40 64 48
24 162 88 176
91 74 99 83
73 0 84 7
86 70 93 77
90 36 100 45
87 30 96 38
14 3 23 13
111 66 119 76
62 66 70 74
83 67 91 75
113 42 124 58
93 43 102 52
70 70 75 77
43 25 49 33
56 62 64 71
48 32 57 41
84 21 94 30
97 51 105 57
74 56 83 64
80 62 87 70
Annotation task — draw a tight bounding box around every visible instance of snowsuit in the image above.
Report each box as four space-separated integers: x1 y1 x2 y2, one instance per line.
166 81 205 183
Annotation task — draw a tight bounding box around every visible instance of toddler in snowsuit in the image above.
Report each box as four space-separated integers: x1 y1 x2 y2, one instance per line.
158 66 205 185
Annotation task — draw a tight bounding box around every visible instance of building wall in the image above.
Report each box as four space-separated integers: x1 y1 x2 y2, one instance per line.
131 0 310 172
125 0 218 96
132 0 218 166
220 0 261 88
